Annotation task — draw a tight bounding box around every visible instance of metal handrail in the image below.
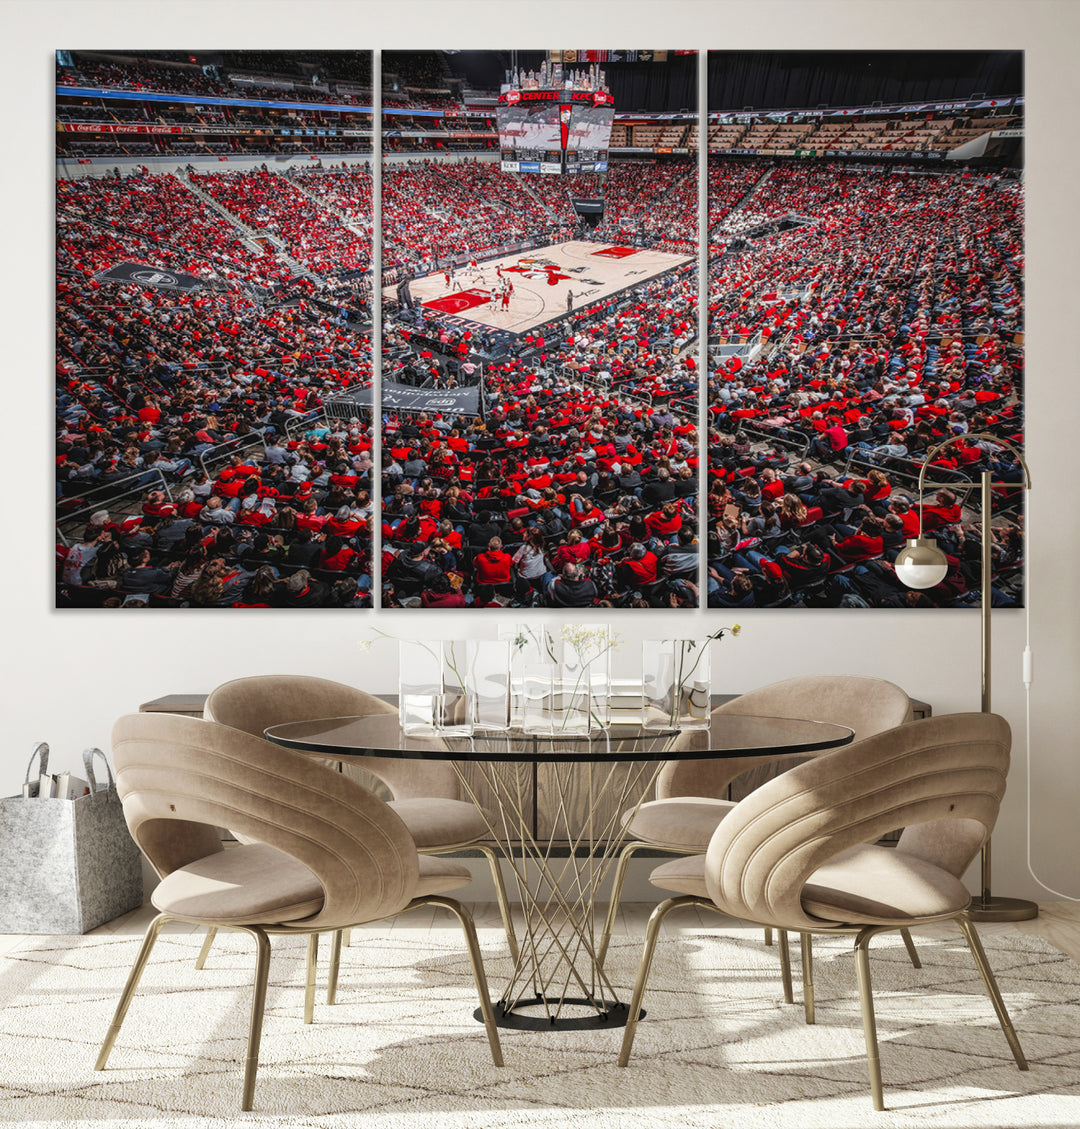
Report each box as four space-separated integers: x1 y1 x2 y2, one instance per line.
739 423 810 460
196 433 269 478
841 447 974 500
55 467 173 545
283 409 325 444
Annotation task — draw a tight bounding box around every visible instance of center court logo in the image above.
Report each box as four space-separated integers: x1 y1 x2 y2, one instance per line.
506 258 570 284
95 261 204 292
131 270 178 287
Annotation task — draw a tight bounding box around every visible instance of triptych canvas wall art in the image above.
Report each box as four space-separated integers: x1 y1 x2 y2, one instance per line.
55 49 1024 611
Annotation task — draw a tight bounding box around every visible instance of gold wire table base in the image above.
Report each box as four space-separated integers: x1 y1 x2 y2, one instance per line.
453 736 673 1030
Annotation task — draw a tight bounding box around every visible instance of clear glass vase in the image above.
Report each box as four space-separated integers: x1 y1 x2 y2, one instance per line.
553 664 593 736
642 639 711 731
558 625 613 732
399 639 441 735
499 625 557 726
437 640 474 736
468 639 511 732
521 663 557 735
398 640 474 736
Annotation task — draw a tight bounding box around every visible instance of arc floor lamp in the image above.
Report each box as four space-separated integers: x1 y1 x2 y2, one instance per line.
894 431 1037 923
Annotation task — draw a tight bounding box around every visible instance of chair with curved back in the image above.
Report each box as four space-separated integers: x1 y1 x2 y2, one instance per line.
200 675 519 1001
617 712 1027 1110
598 674 916 1012
98 713 502 1111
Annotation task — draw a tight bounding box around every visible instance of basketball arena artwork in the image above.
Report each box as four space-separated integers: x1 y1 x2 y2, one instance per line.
55 49 1024 611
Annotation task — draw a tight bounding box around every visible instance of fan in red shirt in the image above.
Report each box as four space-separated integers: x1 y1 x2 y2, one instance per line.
473 536 514 587
619 543 660 587
549 530 591 573
644 502 683 541
920 489 962 533
318 535 361 572
829 517 885 564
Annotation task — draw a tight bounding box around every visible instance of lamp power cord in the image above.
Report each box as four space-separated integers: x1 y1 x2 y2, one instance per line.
1022 531 1079 900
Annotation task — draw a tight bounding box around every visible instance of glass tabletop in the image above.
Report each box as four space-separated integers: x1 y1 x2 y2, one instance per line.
264 712 855 763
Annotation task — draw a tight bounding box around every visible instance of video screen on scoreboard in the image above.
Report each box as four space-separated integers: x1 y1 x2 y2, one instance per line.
567 104 614 159
497 102 561 161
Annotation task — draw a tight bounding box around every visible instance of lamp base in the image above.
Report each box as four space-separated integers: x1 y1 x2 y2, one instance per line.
969 896 1039 923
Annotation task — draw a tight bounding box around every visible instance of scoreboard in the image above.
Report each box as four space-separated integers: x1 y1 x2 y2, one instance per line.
498 89 613 175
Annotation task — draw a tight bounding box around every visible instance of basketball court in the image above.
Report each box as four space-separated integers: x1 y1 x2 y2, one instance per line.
385 240 694 338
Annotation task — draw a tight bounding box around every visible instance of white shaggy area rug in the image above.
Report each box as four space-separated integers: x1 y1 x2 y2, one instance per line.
0 925 1077 1127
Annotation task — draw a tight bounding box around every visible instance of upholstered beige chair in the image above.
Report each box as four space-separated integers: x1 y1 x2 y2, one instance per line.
617 712 1027 1111
599 674 916 1009
201 675 518 996
97 713 502 1111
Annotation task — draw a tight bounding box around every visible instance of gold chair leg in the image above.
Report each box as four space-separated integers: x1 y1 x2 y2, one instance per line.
778 929 794 1004
800 932 815 1024
236 925 272 1112
618 895 698 1067
900 927 922 969
99 916 273 1112
95 912 169 1070
195 926 217 970
343 928 352 948
421 895 503 1067
764 926 774 947
304 933 318 1024
955 912 1028 1071
854 927 886 1111
475 842 519 964
598 841 652 969
326 929 343 1005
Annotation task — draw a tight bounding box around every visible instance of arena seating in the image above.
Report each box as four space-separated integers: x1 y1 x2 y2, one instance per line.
54 51 1024 611
56 167 374 607
702 157 1024 608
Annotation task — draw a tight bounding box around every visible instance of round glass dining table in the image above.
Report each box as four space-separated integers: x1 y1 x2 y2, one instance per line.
265 713 854 1030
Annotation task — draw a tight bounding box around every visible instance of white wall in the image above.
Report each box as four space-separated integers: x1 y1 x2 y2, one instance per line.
6 1 1078 904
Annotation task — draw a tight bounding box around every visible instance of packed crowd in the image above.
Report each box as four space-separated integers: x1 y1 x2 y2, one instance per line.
59 56 228 96
589 161 698 252
382 159 566 271
706 159 767 252
56 166 375 608
379 158 697 273
702 160 1024 607
190 170 372 276
292 167 374 227
381 388 700 610
55 145 1023 611
378 156 702 608
58 172 272 281
60 51 372 104
58 422 375 609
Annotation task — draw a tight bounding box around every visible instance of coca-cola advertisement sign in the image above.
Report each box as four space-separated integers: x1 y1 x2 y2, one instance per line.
61 122 181 134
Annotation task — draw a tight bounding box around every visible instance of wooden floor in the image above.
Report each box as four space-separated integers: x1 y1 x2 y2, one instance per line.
3 900 1078 963
386 240 694 335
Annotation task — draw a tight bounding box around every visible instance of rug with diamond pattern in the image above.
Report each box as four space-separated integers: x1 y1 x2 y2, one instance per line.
0 925 1076 1127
